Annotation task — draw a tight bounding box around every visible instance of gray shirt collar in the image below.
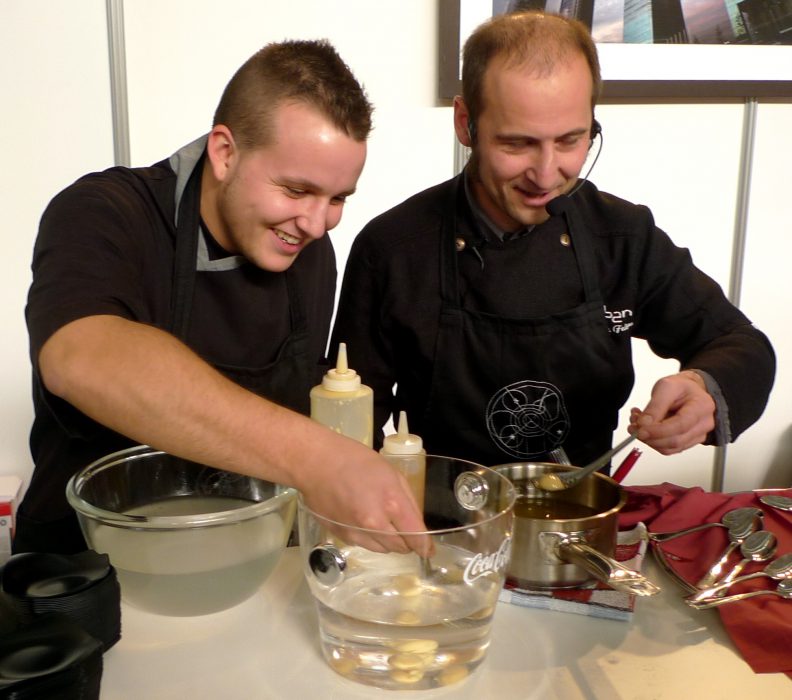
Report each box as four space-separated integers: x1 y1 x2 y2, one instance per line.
169 135 207 226
168 135 245 271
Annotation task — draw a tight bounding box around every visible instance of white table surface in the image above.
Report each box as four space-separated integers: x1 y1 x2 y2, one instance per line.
101 548 791 699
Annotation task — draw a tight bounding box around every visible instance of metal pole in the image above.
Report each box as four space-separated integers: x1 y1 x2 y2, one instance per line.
106 0 130 167
711 97 757 493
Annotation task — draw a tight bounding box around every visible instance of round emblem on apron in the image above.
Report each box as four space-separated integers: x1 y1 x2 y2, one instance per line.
485 380 570 458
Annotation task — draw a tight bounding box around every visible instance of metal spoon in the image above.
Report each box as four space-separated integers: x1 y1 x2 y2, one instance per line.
648 507 763 544
759 494 792 512
722 507 763 529
532 434 637 492
686 578 792 609
709 530 777 596
723 530 777 579
420 556 437 580
687 552 792 602
695 513 763 589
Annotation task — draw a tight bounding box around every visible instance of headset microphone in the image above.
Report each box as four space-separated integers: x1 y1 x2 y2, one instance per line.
468 117 597 154
565 121 603 199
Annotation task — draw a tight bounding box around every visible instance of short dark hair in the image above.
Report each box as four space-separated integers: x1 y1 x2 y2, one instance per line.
213 39 373 149
462 11 601 127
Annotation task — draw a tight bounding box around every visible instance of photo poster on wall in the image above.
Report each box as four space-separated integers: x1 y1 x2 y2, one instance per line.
491 0 792 45
454 1 792 88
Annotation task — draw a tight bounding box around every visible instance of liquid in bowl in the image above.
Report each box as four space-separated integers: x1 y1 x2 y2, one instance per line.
90 495 288 616
314 545 499 690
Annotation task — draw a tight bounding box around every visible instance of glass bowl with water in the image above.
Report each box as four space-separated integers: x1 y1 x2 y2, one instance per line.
298 455 515 691
66 445 295 616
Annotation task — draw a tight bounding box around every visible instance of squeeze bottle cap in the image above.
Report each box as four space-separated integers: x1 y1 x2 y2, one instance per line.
382 411 423 455
321 343 362 392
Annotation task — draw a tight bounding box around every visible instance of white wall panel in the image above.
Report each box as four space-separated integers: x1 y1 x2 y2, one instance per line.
122 0 455 294
1 0 114 485
724 102 792 493
591 103 744 488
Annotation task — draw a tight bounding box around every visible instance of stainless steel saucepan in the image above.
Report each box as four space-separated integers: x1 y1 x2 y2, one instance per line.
493 462 659 597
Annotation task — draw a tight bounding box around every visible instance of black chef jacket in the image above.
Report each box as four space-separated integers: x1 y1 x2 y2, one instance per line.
331 174 775 469
19 137 336 553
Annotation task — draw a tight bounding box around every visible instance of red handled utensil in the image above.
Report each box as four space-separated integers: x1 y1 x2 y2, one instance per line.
612 447 642 484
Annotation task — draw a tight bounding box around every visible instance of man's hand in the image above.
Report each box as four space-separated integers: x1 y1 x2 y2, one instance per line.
297 438 432 557
629 370 715 455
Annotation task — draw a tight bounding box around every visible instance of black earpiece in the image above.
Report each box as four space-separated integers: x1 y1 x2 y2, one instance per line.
567 120 604 198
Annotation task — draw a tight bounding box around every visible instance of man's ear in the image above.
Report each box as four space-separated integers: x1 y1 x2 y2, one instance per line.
453 96 474 148
206 125 237 182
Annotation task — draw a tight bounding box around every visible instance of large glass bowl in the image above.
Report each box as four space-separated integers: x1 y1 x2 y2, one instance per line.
66 445 295 616
298 455 515 690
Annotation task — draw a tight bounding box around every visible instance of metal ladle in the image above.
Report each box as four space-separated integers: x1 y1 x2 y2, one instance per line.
687 551 792 603
695 513 764 589
532 434 637 492
648 506 763 544
686 578 792 609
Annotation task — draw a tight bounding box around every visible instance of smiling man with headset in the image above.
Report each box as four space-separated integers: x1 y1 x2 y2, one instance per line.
330 10 775 471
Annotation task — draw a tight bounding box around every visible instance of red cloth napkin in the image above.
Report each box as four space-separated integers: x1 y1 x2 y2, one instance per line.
620 484 792 677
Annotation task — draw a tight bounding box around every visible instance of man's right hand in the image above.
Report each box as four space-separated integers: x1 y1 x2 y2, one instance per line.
295 435 431 557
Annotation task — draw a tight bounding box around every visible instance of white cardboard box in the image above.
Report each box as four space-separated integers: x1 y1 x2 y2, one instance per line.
0 476 22 563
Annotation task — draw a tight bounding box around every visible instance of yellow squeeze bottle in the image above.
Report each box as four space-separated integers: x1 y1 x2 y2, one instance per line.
310 343 373 446
380 411 426 510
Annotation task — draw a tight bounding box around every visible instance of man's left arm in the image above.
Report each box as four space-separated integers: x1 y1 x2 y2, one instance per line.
621 209 776 454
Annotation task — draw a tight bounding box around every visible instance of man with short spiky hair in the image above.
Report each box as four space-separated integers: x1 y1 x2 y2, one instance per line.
19 40 426 556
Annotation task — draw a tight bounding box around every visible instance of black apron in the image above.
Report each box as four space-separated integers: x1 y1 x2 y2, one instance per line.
172 154 313 414
420 181 634 469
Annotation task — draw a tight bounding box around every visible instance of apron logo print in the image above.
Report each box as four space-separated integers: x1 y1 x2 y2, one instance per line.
603 305 634 335
485 381 570 459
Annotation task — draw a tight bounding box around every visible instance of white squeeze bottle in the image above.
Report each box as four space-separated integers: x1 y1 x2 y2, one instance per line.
310 343 373 447
380 411 426 510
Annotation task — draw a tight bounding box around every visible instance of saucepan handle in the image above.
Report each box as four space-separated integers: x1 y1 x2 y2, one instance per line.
550 534 661 597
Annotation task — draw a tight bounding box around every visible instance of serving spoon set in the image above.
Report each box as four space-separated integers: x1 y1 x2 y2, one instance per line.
648 497 792 609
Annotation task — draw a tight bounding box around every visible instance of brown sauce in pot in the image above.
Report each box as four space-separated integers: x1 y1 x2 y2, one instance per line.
514 496 600 520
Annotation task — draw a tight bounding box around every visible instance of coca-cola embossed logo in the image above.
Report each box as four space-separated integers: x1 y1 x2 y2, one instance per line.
463 537 512 585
